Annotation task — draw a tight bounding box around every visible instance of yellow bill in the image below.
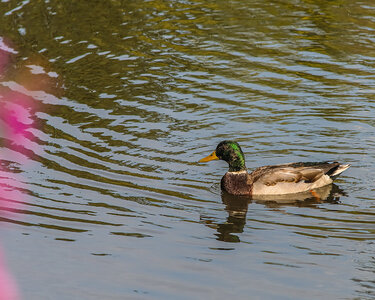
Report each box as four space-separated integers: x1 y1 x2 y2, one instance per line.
199 151 219 162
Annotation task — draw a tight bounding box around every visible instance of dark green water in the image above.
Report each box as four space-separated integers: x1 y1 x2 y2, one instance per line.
0 0 375 299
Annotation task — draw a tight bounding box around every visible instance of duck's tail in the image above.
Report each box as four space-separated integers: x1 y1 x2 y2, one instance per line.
328 163 351 179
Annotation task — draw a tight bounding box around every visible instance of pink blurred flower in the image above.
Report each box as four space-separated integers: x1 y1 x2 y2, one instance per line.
0 34 55 300
1 91 36 153
0 39 32 300
0 249 19 300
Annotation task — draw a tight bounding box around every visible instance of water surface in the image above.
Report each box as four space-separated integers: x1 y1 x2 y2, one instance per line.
0 0 375 299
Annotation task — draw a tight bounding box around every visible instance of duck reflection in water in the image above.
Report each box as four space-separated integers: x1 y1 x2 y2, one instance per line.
215 193 250 243
213 184 346 243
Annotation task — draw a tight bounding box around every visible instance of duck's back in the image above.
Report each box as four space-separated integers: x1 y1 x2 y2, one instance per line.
250 161 350 196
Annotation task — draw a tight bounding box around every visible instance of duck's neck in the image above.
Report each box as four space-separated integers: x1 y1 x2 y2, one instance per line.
228 157 246 172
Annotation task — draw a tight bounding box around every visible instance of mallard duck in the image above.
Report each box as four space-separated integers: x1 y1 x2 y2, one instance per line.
199 141 350 196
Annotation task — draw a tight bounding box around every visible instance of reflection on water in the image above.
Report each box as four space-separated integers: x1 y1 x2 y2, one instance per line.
216 194 249 243
0 0 375 299
213 184 344 243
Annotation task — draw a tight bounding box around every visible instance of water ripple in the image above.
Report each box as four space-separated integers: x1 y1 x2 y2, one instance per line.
1 0 375 299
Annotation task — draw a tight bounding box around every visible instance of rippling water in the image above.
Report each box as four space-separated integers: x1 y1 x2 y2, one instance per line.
0 0 375 299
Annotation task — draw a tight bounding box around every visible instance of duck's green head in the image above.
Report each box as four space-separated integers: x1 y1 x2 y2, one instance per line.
199 140 246 172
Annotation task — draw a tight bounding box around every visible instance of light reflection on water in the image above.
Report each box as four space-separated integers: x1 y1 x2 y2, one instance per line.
0 0 375 299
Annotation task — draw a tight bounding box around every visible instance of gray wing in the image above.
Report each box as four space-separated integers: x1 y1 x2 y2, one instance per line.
255 167 325 186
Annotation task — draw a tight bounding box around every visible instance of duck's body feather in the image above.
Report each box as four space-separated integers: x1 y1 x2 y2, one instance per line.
221 161 350 196
199 141 350 197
